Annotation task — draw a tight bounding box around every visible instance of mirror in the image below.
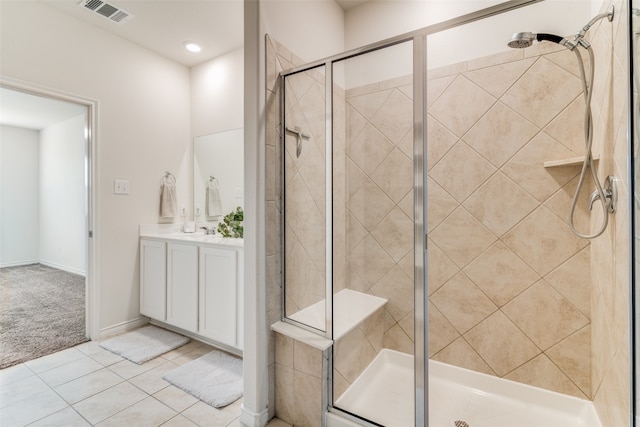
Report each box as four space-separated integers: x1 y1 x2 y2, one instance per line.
193 128 244 224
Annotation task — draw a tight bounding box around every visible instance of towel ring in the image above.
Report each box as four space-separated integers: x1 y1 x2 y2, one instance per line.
208 176 219 186
163 171 176 185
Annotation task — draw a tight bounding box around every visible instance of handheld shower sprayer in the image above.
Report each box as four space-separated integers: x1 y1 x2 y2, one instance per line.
507 32 565 49
507 6 614 51
506 6 615 239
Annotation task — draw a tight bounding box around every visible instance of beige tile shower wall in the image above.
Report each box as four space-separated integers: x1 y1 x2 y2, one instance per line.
423 44 595 399
588 1 631 426
345 75 416 356
342 41 597 398
267 35 348 424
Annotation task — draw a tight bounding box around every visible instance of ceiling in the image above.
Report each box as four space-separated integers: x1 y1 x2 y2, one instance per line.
2 0 361 129
44 0 245 68
0 88 87 130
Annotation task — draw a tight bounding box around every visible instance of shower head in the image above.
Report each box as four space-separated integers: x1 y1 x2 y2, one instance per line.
507 32 566 49
507 32 535 48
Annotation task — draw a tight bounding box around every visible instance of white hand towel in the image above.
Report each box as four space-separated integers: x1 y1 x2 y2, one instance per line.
206 182 223 218
161 182 177 218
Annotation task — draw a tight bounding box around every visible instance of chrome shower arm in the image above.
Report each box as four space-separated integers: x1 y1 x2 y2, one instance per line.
575 5 615 40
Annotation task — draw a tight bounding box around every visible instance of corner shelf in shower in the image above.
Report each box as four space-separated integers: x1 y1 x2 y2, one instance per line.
543 154 600 168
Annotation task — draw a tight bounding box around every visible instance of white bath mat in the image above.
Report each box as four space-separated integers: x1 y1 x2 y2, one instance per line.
100 325 190 364
162 350 243 408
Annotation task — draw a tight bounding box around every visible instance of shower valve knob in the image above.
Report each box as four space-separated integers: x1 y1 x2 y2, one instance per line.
588 175 617 213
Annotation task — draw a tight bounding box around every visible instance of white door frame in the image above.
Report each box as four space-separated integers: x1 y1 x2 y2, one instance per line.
1 77 100 340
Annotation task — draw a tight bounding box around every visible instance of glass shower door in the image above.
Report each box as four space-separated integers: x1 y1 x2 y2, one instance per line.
282 64 328 332
330 40 420 427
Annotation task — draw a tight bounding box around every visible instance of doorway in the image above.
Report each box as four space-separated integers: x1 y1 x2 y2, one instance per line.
0 82 97 367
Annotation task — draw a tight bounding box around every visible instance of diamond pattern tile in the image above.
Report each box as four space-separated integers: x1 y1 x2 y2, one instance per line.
463 241 539 307
347 123 395 175
464 57 536 98
464 310 540 377
348 89 392 121
463 172 539 236
371 89 413 144
347 179 394 231
503 206 588 276
426 177 458 233
349 234 396 288
429 142 496 203
371 207 413 263
426 114 458 171
429 75 496 137
502 57 583 128
431 272 498 334
503 280 589 350
463 101 538 168
502 132 581 202
371 149 413 203
429 207 496 268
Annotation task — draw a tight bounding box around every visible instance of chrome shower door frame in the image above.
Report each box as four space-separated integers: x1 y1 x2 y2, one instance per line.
278 1 544 425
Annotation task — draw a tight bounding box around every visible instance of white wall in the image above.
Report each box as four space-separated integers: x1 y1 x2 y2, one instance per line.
39 114 87 275
191 47 244 138
0 125 39 266
342 0 592 87
0 1 192 332
262 0 345 62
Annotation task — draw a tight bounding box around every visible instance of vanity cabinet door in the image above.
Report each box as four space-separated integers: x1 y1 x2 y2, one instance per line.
167 243 198 332
140 239 166 320
199 247 237 346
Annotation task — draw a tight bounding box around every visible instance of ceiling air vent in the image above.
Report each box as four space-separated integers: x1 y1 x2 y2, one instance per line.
78 0 133 24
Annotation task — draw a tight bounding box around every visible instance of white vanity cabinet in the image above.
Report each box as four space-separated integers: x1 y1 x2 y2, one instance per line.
140 239 166 320
199 247 243 348
139 234 244 353
166 243 198 333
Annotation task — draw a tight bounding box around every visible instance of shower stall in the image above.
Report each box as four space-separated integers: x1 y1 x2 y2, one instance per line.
271 0 633 426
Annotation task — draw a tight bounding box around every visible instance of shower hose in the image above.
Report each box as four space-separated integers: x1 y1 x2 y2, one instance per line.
568 45 610 239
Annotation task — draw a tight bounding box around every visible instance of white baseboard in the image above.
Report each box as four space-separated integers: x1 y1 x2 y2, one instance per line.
240 405 269 427
99 317 149 339
39 260 86 276
0 260 39 268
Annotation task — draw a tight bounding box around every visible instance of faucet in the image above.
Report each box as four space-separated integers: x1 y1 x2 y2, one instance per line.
200 226 216 235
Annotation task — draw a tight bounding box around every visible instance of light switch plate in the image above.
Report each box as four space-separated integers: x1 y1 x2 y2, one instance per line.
114 179 129 194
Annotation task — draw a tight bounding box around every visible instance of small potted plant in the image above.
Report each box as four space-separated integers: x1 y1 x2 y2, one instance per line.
217 207 243 238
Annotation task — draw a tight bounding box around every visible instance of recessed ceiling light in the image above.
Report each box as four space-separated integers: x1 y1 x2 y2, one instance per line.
184 41 201 53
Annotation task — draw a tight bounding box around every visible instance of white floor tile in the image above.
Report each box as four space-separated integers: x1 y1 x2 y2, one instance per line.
128 360 178 394
54 368 124 404
0 388 68 427
25 348 86 374
95 396 177 427
0 363 36 386
72 381 148 425
76 341 125 367
161 414 199 427
161 341 206 361
39 357 104 388
181 401 238 427
1 374 50 408
0 338 246 427
108 357 166 380
28 406 91 427
153 385 199 413
171 346 214 366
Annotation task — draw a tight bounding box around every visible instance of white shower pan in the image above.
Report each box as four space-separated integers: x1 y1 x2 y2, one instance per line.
332 349 602 427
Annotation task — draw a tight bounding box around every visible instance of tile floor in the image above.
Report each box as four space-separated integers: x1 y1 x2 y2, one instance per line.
0 337 289 427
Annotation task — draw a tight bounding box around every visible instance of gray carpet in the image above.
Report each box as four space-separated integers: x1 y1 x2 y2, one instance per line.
100 325 190 364
163 349 243 408
0 263 88 369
